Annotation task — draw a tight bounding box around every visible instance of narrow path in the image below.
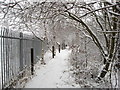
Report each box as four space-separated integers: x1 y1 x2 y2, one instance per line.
25 49 73 88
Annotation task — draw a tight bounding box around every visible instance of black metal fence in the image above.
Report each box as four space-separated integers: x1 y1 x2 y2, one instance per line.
0 27 47 88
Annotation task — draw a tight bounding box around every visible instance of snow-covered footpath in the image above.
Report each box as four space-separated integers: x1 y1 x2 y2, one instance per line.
25 49 78 88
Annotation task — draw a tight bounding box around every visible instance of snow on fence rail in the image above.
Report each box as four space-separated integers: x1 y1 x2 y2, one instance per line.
0 27 48 89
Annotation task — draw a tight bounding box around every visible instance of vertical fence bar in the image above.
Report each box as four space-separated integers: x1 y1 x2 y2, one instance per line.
117 35 120 88
4 28 7 87
31 48 34 75
1 28 3 89
5 29 7 87
20 32 23 71
8 30 10 86
5 29 10 87
10 32 12 83
5 29 6 86
3 29 6 88
0 28 46 88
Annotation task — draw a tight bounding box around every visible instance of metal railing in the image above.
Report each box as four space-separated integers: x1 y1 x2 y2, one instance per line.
0 27 47 88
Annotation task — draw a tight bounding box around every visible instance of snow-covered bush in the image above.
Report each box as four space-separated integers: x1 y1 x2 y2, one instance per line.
69 36 118 88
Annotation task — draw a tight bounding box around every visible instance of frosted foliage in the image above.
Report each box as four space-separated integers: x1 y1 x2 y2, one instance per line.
0 0 119 88
69 30 118 88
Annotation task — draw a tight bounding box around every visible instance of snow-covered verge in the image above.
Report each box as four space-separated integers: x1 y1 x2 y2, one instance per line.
69 44 119 88
24 49 80 88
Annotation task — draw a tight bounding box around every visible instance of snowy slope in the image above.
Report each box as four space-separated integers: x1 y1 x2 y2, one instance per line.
25 49 79 88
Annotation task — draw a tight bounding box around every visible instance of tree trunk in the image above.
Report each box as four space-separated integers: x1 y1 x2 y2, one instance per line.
97 3 118 80
98 60 111 80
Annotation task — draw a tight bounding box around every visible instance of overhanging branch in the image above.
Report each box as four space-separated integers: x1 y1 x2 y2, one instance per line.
65 11 106 58
79 4 118 18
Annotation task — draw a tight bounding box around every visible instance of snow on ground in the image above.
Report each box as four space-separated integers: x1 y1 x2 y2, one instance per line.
25 49 79 88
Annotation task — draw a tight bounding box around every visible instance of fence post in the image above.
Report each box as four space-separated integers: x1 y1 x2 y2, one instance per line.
58 44 60 53
20 32 23 71
41 49 46 65
31 48 34 75
52 46 55 58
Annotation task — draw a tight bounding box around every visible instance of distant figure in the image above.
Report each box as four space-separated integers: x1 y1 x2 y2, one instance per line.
62 42 65 50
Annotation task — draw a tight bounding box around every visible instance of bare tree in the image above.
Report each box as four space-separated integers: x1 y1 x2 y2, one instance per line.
0 0 120 83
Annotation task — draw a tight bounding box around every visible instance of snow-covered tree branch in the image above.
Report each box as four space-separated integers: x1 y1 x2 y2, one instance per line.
0 0 120 88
